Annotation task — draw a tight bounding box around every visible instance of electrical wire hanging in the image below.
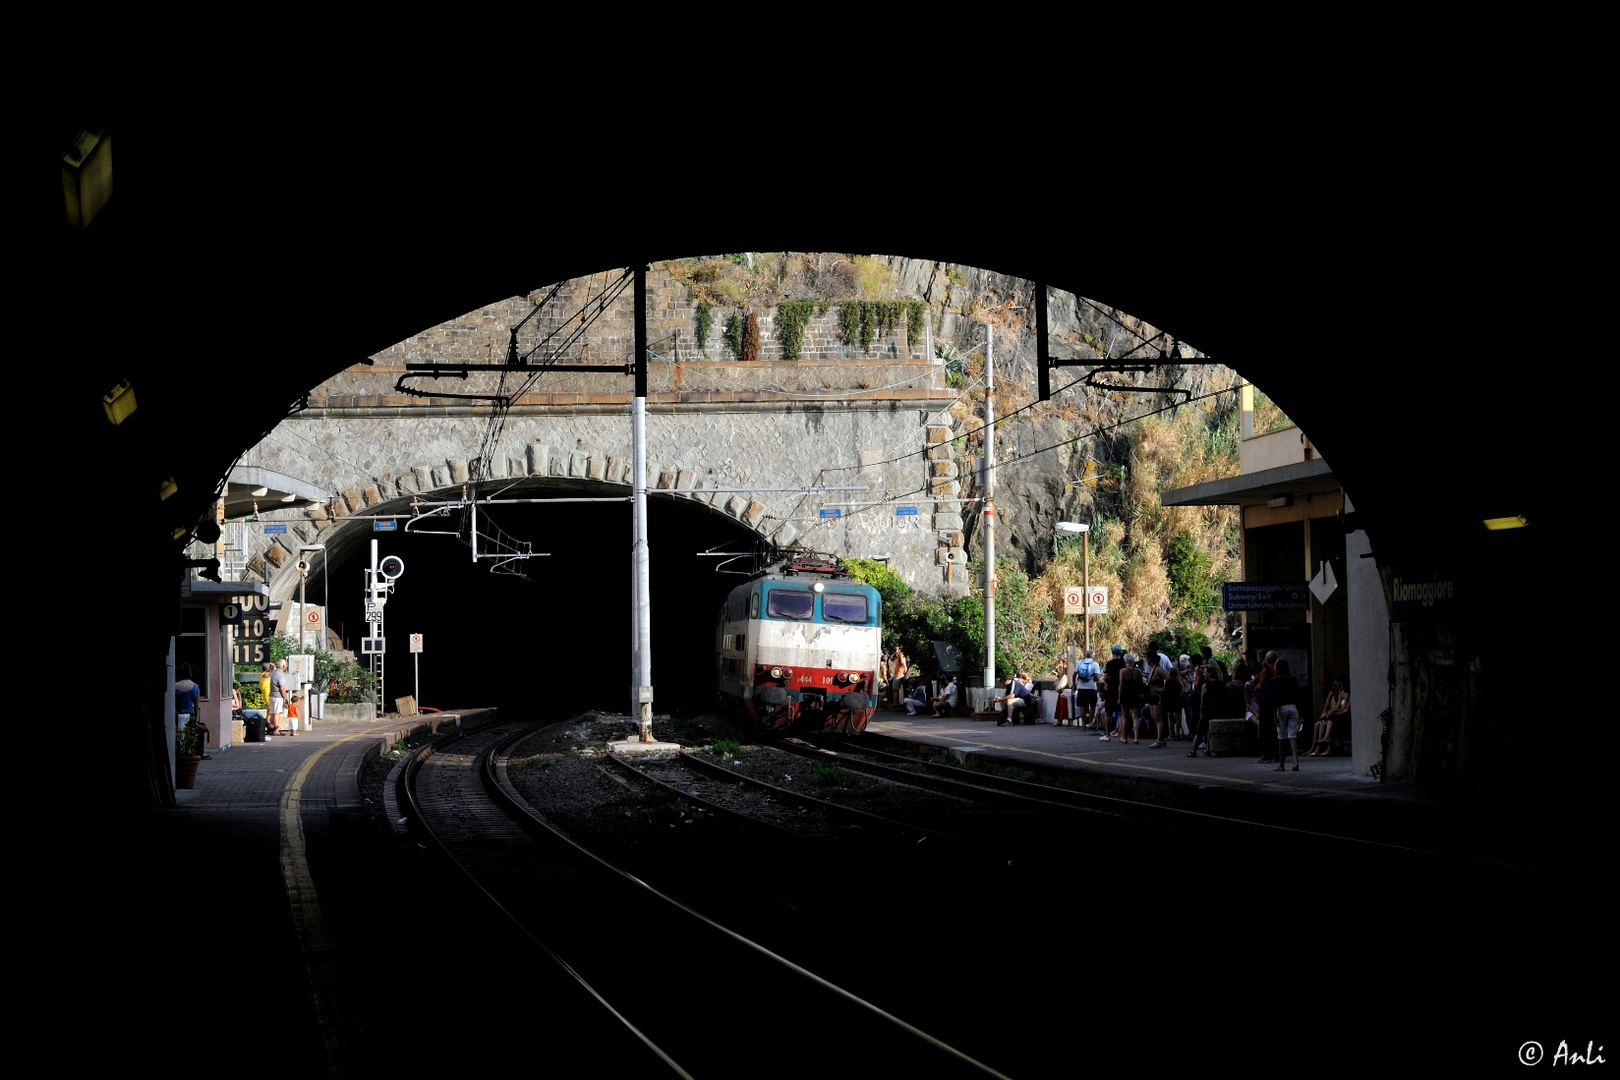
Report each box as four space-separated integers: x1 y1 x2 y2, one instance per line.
468 270 636 483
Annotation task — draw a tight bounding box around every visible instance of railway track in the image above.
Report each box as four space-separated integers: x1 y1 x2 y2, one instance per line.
606 748 970 849
401 717 1015 1079
388 710 1590 1078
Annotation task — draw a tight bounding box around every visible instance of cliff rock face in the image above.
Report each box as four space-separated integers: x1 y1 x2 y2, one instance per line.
880 256 1239 578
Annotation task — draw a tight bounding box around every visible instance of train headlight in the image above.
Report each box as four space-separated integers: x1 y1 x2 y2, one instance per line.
770 666 783 679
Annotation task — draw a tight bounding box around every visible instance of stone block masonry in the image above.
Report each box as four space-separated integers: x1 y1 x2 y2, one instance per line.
242 260 974 610
246 400 965 610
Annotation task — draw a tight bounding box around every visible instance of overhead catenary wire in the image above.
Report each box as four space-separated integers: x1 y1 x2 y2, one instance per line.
267 278 1218 578
819 368 1096 478
471 270 637 479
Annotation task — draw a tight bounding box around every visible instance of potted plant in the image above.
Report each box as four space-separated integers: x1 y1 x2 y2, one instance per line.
175 718 204 789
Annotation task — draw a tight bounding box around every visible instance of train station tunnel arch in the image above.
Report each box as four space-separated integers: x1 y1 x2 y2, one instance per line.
215 249 1528 796
36 105 1552 806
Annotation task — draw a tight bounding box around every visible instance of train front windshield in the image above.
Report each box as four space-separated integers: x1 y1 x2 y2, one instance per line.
766 589 816 620
821 592 869 623
762 585 873 624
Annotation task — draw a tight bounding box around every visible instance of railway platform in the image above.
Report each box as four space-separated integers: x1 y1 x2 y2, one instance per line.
868 707 1383 801
90 705 1589 1079
118 712 492 1077
862 705 1564 871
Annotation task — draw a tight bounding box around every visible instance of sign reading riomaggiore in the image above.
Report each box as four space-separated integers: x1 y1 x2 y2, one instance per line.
1389 575 1457 616
1222 582 1309 611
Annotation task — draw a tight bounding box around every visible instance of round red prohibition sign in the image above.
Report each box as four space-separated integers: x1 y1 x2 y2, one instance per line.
1089 590 1107 607
306 610 321 624
1066 590 1082 607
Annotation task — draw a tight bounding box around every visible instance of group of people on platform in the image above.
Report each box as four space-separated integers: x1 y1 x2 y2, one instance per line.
256 658 301 737
1072 645 1351 765
880 648 959 718
876 643 1351 764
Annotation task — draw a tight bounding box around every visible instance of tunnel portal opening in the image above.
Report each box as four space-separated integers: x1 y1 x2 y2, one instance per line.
315 481 771 718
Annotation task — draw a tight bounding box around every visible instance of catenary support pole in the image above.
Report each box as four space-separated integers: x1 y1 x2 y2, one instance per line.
631 265 654 740
983 329 996 693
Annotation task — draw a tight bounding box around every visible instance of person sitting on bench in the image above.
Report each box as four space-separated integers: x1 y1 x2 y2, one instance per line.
1000 672 1035 726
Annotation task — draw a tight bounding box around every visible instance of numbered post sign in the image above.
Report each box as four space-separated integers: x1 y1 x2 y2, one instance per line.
229 593 271 664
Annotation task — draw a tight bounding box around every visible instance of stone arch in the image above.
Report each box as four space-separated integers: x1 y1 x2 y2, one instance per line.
245 391 963 612
253 460 839 614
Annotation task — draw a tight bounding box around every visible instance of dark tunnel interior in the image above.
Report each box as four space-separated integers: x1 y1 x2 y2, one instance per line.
315 488 773 719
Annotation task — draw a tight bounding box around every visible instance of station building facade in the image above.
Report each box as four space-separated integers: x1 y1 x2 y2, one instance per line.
1163 384 1387 779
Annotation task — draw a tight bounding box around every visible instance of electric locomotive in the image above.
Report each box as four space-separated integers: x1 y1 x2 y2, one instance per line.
715 557 882 734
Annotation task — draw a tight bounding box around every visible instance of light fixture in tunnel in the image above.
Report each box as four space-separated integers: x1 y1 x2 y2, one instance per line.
63 125 112 229
103 380 136 425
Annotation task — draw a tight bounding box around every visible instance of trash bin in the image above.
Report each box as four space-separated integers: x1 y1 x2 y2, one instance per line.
1035 679 1059 723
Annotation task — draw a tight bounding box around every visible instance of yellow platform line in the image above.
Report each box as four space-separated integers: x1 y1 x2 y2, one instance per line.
279 731 375 1077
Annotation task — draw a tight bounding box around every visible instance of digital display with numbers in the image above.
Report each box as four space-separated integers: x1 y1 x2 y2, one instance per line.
229 593 272 664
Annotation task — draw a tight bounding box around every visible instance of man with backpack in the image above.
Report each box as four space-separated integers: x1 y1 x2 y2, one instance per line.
1074 649 1101 729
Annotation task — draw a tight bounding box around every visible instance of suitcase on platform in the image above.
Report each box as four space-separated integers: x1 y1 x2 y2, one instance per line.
244 714 267 742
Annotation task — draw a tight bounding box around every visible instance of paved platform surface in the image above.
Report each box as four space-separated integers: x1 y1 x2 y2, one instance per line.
867 708 1386 801
118 713 487 1077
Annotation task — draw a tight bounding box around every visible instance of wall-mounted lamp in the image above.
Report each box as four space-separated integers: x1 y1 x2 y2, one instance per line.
63 125 113 229
103 380 137 425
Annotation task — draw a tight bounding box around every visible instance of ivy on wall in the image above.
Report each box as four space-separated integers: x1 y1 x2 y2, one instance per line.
695 301 713 351
776 300 816 360
838 302 864 350
906 300 927 343
709 297 928 360
835 299 929 351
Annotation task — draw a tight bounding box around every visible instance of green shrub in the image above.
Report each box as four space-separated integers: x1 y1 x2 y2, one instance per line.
1148 626 1212 663
775 301 815 360
236 678 266 710
1166 529 1220 624
694 301 713 351
325 659 374 704
177 719 204 756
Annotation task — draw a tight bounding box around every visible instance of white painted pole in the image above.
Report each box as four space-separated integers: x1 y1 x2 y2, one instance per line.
369 538 382 710
631 266 653 740
632 394 651 734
